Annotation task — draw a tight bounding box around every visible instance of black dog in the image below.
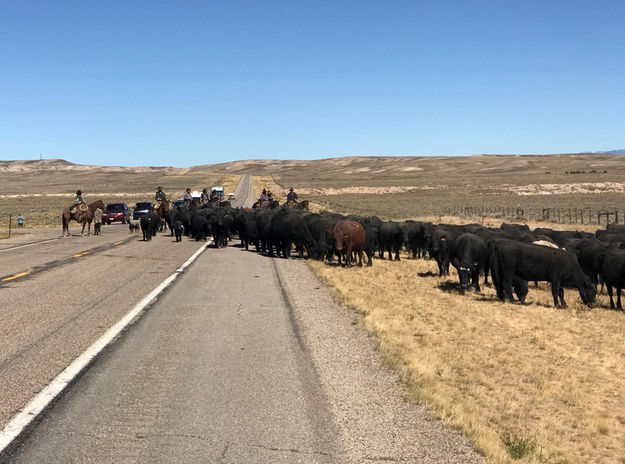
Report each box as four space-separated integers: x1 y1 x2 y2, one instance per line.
94 222 102 235
174 220 184 242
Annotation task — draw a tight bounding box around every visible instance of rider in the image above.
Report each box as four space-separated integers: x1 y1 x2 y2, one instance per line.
154 186 166 211
72 190 86 220
286 187 298 203
267 190 274 202
200 188 209 203
259 189 269 202
183 188 192 206
155 186 166 202
209 189 220 202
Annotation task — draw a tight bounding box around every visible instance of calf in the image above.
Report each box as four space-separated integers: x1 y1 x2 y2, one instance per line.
93 222 102 235
174 220 184 242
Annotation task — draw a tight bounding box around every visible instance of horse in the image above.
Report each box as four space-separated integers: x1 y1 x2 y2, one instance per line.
153 200 170 232
62 200 106 237
287 199 309 211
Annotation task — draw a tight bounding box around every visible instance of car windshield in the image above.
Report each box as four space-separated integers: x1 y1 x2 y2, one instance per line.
135 202 151 209
107 204 124 212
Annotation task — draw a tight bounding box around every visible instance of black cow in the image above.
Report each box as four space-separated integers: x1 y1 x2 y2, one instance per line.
190 214 210 241
429 226 457 276
243 218 259 251
271 210 321 259
362 225 379 267
450 233 487 293
490 240 596 307
174 220 184 242
206 208 232 248
378 221 403 261
500 223 529 235
140 212 159 241
606 224 625 234
600 248 625 310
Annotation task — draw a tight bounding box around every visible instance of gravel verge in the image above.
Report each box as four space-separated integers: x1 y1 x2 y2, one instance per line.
274 258 485 463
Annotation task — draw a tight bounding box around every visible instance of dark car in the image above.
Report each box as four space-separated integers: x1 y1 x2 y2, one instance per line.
133 201 154 220
102 203 131 224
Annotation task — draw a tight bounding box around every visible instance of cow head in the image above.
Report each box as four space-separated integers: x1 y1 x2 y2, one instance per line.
579 278 597 306
456 261 479 289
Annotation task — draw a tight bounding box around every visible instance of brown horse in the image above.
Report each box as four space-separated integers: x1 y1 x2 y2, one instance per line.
287 199 309 211
153 200 169 219
62 200 106 237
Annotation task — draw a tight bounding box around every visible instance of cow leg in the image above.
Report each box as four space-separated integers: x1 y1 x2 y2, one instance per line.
559 287 567 308
502 274 515 302
346 243 353 267
473 270 481 292
395 248 401 261
436 258 444 276
552 281 565 308
617 287 623 310
607 284 615 309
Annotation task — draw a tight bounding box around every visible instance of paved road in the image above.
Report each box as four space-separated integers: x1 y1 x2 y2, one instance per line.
0 175 255 432
231 173 254 208
0 224 134 280
6 247 341 463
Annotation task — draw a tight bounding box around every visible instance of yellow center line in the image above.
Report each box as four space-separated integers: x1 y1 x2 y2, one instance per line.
2 272 29 282
113 241 123 245
73 252 89 258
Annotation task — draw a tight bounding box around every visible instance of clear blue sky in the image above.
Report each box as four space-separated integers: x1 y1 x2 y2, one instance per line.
1 1 624 167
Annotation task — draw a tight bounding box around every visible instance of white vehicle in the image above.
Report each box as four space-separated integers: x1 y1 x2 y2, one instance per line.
227 193 236 201
210 186 224 200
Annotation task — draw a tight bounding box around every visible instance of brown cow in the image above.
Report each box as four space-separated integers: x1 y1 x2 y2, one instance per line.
330 220 366 267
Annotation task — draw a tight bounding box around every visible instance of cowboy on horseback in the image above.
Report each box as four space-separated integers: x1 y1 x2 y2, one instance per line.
287 187 298 203
71 190 88 221
201 188 209 203
154 186 167 210
267 190 274 201
259 189 269 202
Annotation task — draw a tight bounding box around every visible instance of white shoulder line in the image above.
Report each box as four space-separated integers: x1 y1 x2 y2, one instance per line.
0 242 209 454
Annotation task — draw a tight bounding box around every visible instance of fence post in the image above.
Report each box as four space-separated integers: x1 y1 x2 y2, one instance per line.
8 213 11 238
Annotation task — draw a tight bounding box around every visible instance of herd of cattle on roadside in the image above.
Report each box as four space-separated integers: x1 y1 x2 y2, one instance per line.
137 202 625 311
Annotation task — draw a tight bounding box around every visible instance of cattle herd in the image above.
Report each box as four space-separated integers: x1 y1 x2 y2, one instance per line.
138 202 625 311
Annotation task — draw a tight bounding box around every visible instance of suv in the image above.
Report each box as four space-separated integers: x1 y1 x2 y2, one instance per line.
133 201 154 220
102 203 131 224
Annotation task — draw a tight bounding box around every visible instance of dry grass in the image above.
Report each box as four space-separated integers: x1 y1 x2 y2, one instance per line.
309 255 625 463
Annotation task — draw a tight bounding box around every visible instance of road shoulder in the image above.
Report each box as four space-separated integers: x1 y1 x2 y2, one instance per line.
274 258 485 463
